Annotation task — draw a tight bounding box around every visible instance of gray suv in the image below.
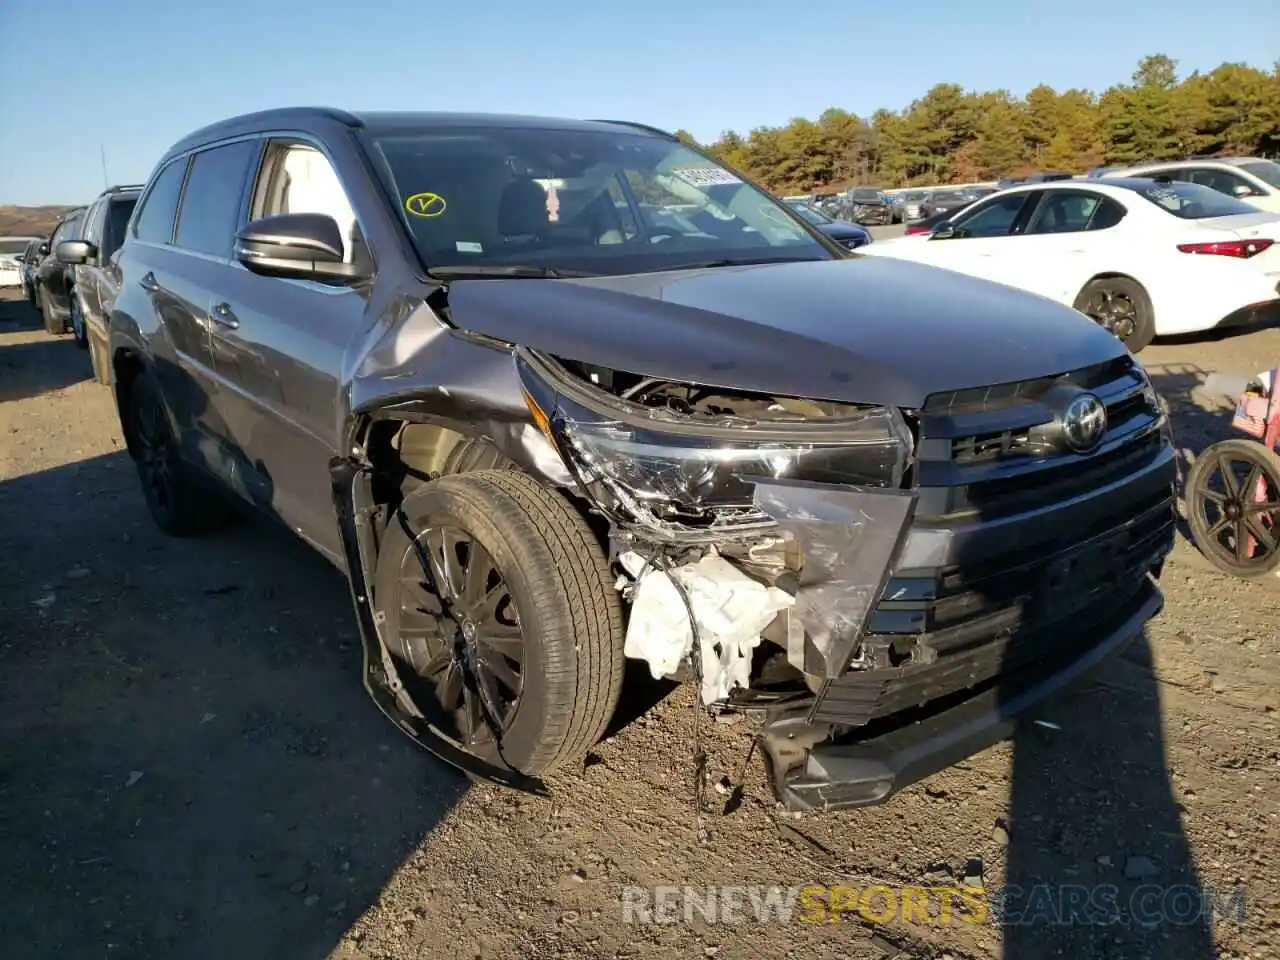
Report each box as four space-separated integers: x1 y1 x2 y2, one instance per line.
108 108 1177 810
56 183 142 383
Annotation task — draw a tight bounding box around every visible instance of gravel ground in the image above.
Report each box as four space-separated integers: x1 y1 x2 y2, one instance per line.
2 282 1279 960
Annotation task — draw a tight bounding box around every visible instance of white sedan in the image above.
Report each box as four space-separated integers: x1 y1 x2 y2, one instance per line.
0 236 41 288
860 178 1280 352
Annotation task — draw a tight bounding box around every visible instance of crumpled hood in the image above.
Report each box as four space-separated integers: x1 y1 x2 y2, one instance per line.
443 258 1126 408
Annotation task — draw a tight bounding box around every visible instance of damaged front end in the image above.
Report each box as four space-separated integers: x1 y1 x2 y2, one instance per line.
516 347 920 689
515 348 1175 812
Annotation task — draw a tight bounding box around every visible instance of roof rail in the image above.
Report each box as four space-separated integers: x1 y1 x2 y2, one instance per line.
105 183 145 193
586 119 677 140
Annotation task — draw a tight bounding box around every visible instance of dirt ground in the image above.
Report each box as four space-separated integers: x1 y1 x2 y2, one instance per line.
2 282 1279 960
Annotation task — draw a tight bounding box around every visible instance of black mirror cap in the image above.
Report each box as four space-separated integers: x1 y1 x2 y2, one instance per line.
38 242 50 256
56 240 97 265
234 213 365 282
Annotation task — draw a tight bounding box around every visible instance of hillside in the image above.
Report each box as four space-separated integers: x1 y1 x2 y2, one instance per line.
0 206 76 239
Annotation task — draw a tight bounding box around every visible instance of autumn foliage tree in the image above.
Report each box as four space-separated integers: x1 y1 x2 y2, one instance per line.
697 55 1280 192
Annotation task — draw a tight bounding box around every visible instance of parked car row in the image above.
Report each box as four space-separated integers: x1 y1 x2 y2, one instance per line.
862 173 1280 352
12 188 142 379
31 107 1192 815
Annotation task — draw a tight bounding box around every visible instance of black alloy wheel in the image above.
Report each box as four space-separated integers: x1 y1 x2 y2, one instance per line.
1074 277 1156 353
398 524 526 746
374 470 624 776
1185 438 1280 578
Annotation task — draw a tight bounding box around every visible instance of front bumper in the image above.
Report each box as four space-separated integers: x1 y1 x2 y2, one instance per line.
762 581 1162 811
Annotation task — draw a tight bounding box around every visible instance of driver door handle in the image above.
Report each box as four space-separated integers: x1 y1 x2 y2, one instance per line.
210 302 239 330
138 272 159 292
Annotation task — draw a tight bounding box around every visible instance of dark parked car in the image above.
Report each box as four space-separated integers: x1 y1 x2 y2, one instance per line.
108 108 1175 811
845 187 892 225
918 189 970 220
56 184 143 382
782 198 872 249
12 238 45 300
904 199 977 235
33 207 87 335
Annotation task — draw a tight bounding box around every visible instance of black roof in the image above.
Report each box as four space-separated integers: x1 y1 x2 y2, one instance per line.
161 107 672 162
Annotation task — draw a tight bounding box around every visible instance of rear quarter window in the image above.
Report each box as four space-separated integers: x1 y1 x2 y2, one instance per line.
134 159 190 245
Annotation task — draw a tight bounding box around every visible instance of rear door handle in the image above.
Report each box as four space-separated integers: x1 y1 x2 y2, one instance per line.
138 272 159 292
209 302 239 329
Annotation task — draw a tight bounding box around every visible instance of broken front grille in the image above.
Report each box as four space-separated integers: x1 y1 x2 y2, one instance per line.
812 494 1175 728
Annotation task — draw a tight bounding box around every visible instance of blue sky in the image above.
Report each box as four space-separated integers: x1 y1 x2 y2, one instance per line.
2 0 1277 204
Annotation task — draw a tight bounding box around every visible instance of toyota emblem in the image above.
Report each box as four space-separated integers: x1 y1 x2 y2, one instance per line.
1062 393 1108 452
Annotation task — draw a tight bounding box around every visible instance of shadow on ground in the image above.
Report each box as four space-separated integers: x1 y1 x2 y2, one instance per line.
0 296 89 402
0 451 469 960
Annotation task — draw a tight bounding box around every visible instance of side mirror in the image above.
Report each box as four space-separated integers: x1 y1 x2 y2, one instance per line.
234 213 364 282
57 240 98 265
931 223 957 240
1232 183 1253 198
38 242 50 256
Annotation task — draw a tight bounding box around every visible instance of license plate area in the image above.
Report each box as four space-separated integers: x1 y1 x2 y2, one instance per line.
1038 527 1137 621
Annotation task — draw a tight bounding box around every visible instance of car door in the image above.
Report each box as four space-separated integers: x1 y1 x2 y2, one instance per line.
205 137 370 561
95 195 139 333
76 198 108 326
126 152 238 482
1002 189 1129 303
155 138 266 504
909 191 1038 280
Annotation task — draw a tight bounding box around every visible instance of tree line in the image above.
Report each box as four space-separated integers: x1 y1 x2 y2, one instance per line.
672 56 1280 194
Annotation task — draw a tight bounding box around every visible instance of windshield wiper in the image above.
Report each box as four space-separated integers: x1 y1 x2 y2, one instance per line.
428 265 599 280
664 256 827 271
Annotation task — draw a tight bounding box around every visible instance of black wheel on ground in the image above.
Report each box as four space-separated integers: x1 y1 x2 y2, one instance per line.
1073 276 1155 353
69 294 88 348
374 470 624 775
125 371 233 536
39 287 65 335
1185 438 1280 579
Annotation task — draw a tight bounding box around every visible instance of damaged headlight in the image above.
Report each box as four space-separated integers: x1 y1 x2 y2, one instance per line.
518 350 915 533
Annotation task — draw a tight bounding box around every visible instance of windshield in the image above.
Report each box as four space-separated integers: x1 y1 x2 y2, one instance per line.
368 126 829 276
1239 160 1280 188
1132 180 1260 219
932 191 967 203
0 239 33 255
851 189 882 201
786 202 832 226
902 191 925 201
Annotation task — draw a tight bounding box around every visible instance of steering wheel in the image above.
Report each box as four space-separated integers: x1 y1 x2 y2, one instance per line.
647 230 680 243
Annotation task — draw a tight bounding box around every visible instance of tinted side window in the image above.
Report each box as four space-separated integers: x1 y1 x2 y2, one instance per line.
103 198 139 259
951 193 1029 239
135 159 189 244
1025 191 1103 234
1087 198 1126 230
82 200 107 246
1188 168 1261 198
175 140 259 258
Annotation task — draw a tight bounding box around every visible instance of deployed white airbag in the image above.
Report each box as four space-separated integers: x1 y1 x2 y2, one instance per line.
620 552 795 704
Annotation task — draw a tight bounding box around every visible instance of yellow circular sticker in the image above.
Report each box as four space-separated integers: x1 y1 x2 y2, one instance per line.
405 192 447 218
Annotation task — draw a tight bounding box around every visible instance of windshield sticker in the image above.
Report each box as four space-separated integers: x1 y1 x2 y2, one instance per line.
670 167 742 189
455 241 483 253
405 192 447 218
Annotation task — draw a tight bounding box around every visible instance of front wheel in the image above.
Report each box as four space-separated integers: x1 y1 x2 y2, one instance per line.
1185 438 1280 578
1073 277 1155 353
374 470 624 775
